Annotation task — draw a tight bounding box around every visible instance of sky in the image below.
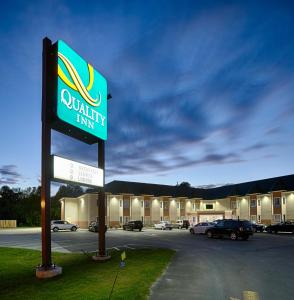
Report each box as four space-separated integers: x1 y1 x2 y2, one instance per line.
0 0 293 192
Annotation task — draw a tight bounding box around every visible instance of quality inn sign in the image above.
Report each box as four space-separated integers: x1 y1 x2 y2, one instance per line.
50 40 107 143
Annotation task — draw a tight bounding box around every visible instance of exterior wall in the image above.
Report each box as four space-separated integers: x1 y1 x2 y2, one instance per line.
151 198 160 223
77 195 89 228
215 198 230 211
64 198 78 224
131 196 142 221
169 199 177 222
239 197 249 220
286 192 294 220
108 195 120 227
260 195 272 225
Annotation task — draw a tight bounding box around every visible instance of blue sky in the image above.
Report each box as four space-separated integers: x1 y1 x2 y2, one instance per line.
0 0 293 191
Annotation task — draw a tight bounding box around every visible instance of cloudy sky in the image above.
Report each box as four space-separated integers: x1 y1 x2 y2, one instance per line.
0 0 293 190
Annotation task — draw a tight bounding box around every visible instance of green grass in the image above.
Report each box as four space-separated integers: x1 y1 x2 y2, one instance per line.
0 247 175 300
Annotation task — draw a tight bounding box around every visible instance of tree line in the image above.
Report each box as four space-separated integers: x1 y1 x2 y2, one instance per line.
0 184 84 226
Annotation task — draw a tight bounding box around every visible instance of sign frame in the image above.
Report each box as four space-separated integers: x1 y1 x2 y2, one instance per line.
37 37 109 278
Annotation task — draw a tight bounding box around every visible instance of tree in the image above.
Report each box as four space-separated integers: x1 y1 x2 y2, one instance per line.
179 182 191 188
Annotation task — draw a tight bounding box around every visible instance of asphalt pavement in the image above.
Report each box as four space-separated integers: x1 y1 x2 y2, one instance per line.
1 227 294 300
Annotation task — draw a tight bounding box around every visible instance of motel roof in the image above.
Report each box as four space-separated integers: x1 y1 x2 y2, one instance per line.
105 174 294 200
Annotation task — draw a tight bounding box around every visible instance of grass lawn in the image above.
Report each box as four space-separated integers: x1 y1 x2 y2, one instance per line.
0 247 175 300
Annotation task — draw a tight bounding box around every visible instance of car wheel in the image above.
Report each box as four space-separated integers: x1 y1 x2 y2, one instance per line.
230 232 237 240
139 228 142 232
268 229 272 234
274 230 278 234
53 227 58 232
207 230 213 238
71 226 77 232
169 227 172 230
242 235 249 240
190 228 194 234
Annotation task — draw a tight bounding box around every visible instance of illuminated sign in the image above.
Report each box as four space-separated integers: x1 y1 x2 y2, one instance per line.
55 40 107 141
52 156 103 187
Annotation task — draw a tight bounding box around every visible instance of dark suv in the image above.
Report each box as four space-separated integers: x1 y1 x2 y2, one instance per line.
206 219 253 240
266 221 294 234
123 220 143 231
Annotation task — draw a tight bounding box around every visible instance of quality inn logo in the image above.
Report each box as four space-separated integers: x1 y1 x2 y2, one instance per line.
58 52 102 107
56 40 107 140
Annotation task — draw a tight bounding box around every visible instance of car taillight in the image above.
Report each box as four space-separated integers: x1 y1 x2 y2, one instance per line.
239 227 244 231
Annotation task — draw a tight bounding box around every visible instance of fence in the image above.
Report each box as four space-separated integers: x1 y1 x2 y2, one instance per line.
0 220 17 228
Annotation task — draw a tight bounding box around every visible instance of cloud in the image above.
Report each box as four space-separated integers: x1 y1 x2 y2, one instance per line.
45 1 294 182
0 165 22 185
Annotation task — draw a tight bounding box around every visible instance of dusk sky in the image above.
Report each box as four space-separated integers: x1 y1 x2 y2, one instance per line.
0 0 293 192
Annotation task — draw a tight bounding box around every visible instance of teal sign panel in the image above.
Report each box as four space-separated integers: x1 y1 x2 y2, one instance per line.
56 40 107 140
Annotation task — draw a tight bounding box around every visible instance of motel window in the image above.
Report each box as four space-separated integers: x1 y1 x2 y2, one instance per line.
164 202 169 209
274 197 281 207
119 216 122 223
145 200 150 208
123 200 130 209
160 202 163 208
192 203 195 210
177 203 180 209
180 202 185 209
282 197 286 205
258 199 261 206
206 204 213 210
250 200 256 208
258 215 261 223
141 200 144 207
119 200 122 207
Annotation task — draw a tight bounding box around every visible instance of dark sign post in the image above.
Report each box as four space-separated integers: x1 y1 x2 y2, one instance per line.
36 37 110 278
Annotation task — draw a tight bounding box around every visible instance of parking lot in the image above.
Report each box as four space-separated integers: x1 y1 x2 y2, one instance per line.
1 228 294 300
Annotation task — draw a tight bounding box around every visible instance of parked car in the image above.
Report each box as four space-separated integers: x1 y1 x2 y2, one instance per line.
88 221 107 233
251 222 265 232
265 221 294 234
190 222 215 234
51 220 79 232
123 220 143 231
174 220 190 229
154 221 173 230
206 219 253 240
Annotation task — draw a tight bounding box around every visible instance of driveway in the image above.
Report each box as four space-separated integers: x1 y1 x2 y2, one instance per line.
1 228 293 299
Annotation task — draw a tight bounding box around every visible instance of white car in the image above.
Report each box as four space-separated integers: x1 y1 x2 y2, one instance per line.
154 221 173 230
51 220 79 232
190 222 215 234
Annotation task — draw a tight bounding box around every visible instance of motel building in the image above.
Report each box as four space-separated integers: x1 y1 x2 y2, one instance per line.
60 174 294 228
